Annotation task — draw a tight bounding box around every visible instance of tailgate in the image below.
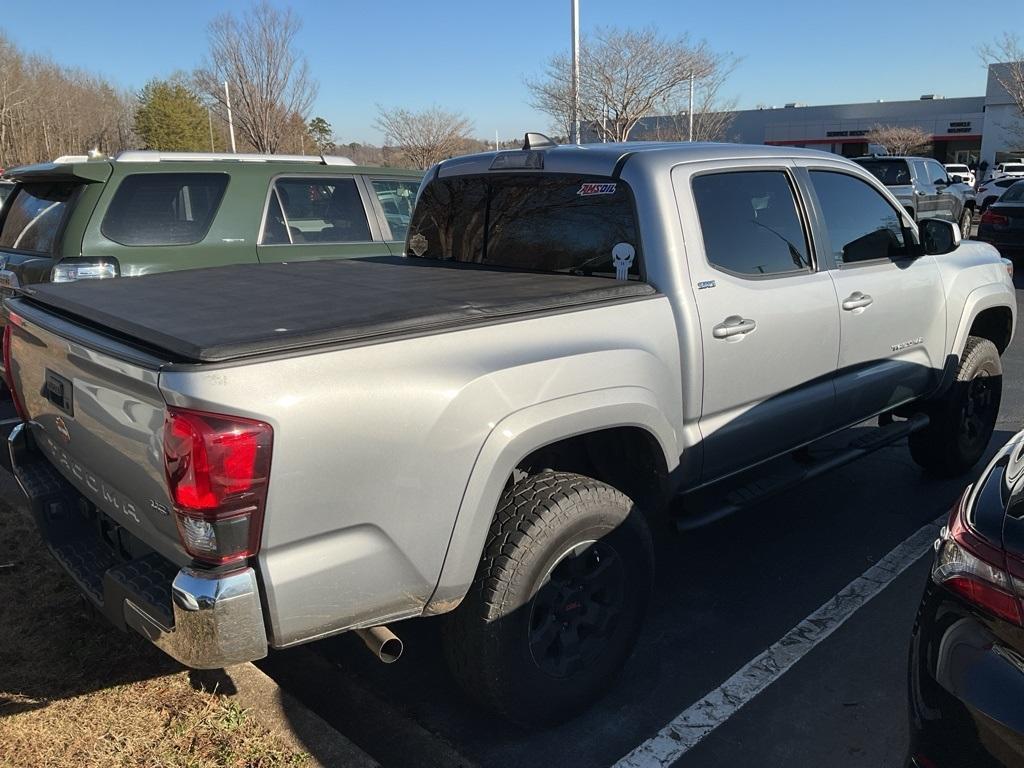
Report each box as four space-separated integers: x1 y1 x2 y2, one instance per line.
6 300 186 564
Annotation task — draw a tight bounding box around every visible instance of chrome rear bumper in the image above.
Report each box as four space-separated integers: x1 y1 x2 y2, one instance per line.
125 566 268 668
9 422 268 668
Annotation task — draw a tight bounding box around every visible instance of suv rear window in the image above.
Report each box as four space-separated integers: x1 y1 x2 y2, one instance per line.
0 182 80 254
101 173 228 246
854 159 912 186
407 174 641 278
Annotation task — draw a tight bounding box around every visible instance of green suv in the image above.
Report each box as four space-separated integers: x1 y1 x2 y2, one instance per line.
0 151 422 291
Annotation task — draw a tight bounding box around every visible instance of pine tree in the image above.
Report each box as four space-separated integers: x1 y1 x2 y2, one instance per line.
134 79 209 151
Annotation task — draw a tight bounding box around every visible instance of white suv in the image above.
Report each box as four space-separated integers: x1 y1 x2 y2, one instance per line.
945 163 975 187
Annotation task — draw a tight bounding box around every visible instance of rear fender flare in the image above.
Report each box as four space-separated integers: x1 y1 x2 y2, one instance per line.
423 386 677 614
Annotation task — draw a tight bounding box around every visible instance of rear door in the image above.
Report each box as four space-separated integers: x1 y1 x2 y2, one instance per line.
925 159 958 221
674 162 840 482
256 175 391 262
911 159 940 220
803 167 946 423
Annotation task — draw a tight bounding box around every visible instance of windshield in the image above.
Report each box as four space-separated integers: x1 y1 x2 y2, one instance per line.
947 165 969 173
406 173 642 279
854 159 911 186
0 181 80 254
1001 182 1024 202
1002 164 1024 174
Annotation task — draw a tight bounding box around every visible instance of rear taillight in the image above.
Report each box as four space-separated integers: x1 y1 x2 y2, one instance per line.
933 489 1024 625
980 210 1010 226
51 258 119 283
163 407 273 565
2 320 27 422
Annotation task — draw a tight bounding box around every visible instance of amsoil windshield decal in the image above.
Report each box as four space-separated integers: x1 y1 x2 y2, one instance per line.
577 182 617 196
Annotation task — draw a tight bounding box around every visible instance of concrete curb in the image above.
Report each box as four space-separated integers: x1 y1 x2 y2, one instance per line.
225 661 380 768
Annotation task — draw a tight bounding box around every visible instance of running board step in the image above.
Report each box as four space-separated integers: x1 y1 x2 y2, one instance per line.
675 413 929 530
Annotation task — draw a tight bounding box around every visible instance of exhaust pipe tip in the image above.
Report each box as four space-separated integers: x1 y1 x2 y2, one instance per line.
354 625 403 664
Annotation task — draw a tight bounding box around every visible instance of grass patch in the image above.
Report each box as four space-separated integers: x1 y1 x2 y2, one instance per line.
0 497 309 768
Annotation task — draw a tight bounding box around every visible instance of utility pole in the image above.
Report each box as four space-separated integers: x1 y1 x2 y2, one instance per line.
207 108 215 152
570 0 580 144
688 71 694 142
224 80 237 153
495 130 499 151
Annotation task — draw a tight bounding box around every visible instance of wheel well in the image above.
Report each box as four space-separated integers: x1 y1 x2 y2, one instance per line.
516 427 670 512
969 307 1013 355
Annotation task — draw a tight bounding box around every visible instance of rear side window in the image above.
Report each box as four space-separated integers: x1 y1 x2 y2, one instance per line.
101 173 228 246
371 179 419 242
407 174 642 278
691 170 810 277
0 182 80 254
810 171 909 265
262 177 372 244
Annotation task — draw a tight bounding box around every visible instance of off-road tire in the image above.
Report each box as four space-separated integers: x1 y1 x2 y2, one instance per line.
443 471 654 726
958 206 973 237
909 336 1001 477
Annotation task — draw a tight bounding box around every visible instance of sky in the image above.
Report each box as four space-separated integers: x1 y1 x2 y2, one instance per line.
0 0 1000 145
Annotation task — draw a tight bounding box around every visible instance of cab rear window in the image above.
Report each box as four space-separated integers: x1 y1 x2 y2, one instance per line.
406 174 642 278
0 182 80 254
854 159 912 186
101 173 228 246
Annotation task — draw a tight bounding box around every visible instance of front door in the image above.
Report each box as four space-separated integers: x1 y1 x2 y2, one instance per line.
675 165 840 483
256 175 391 262
805 168 946 423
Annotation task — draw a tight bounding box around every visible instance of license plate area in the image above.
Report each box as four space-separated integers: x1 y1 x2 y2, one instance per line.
44 369 73 415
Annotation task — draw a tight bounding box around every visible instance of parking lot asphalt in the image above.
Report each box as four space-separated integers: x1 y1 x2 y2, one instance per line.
259 252 1024 768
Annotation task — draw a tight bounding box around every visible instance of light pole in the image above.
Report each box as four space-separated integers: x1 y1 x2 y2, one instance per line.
224 80 237 154
570 0 580 144
688 71 694 142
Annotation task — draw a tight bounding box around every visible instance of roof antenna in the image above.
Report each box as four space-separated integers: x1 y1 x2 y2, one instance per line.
522 132 558 150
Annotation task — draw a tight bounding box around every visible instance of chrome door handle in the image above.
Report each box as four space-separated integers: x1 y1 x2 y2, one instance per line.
842 292 874 311
712 316 757 338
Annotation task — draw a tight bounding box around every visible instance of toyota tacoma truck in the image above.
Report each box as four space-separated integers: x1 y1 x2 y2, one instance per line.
4 140 1017 725
854 154 975 233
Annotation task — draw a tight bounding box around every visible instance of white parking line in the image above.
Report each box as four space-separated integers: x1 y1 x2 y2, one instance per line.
612 515 945 768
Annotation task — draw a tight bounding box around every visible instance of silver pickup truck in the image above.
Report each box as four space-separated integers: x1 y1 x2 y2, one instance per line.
4 141 1017 725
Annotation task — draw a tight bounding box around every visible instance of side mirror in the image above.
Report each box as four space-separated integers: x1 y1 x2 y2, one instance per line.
951 174 964 184
919 217 961 255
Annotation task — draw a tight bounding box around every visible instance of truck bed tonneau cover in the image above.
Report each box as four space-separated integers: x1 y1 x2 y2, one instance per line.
14 258 655 363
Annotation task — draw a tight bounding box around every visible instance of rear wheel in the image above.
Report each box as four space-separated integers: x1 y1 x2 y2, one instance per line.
909 336 1001 477
958 206 973 237
443 471 653 726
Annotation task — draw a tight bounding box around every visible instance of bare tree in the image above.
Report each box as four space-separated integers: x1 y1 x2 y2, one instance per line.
0 31 137 167
979 34 1024 140
864 124 932 155
195 2 318 153
374 105 473 169
526 27 736 143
